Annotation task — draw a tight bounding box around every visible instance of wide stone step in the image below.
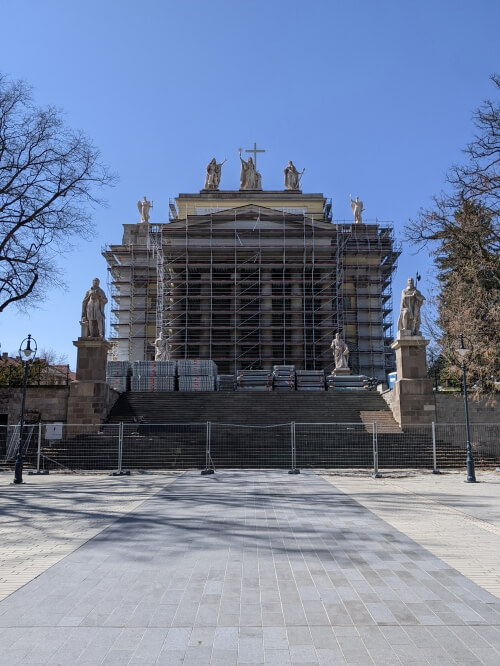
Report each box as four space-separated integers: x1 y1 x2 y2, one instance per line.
107 390 399 428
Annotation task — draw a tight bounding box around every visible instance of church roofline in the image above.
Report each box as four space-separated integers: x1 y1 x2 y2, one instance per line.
176 191 327 200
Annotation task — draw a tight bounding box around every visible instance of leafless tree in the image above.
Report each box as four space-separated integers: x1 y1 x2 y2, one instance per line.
406 76 500 393
0 74 115 312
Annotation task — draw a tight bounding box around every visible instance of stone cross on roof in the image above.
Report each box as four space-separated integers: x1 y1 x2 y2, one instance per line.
241 142 265 169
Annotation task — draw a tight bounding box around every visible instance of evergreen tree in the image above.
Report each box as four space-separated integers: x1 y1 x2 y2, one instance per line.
407 76 500 392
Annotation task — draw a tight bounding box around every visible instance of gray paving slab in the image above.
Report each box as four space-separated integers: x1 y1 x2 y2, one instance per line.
0 470 500 664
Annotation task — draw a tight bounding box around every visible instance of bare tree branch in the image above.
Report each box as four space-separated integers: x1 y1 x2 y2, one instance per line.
405 76 500 393
0 73 116 312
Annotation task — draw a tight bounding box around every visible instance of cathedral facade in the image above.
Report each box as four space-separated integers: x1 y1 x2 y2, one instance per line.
104 165 399 380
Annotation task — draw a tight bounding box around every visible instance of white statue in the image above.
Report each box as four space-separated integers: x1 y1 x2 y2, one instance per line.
331 333 349 369
350 195 363 224
153 331 170 361
81 278 107 339
284 161 304 190
239 152 261 190
137 196 153 223
204 158 226 190
397 278 425 336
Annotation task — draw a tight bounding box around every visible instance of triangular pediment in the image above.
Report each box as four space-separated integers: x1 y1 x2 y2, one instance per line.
166 203 333 232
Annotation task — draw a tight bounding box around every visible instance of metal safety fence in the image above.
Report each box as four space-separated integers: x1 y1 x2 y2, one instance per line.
1 422 499 474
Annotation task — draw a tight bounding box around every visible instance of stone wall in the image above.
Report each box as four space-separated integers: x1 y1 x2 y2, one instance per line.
435 393 500 423
0 386 69 424
66 381 119 427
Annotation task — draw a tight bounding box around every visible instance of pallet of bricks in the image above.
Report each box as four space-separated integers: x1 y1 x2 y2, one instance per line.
131 360 177 392
272 365 295 391
236 369 273 391
106 361 130 392
296 369 325 391
178 359 217 391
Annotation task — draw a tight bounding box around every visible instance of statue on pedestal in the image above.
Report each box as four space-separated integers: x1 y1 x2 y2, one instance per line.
397 277 425 336
137 196 153 223
81 278 107 339
239 151 261 190
331 333 349 370
284 161 304 190
204 158 226 190
153 331 170 361
350 195 364 224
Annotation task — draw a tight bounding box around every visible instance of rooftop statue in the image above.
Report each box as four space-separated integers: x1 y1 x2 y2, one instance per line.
284 161 304 190
137 196 153 223
350 195 363 224
239 150 262 190
204 157 226 190
397 277 425 336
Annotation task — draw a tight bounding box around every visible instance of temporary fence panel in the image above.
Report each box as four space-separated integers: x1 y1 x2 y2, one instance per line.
177 359 217 376
40 424 122 472
107 361 131 376
2 424 36 463
295 423 374 469
209 422 293 468
434 423 500 469
107 376 129 392
1 422 499 473
132 360 177 377
121 423 206 469
178 376 215 392
376 425 435 470
131 376 176 392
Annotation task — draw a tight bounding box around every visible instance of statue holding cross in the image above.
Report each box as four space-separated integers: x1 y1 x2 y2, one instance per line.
239 142 264 190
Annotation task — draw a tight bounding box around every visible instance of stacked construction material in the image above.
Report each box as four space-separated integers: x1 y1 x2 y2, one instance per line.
272 365 296 391
217 374 236 391
326 374 370 390
178 359 217 391
236 370 273 391
106 361 130 392
131 360 177 392
296 369 326 391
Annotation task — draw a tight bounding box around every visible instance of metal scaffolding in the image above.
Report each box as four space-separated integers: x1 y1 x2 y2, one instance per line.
104 192 400 380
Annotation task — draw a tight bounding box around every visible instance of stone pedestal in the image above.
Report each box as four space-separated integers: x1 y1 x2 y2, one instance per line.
333 367 351 377
67 338 117 428
74 338 110 382
390 335 436 425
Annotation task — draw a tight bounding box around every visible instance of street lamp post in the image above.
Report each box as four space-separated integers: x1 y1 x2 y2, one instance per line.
13 334 37 484
456 334 476 483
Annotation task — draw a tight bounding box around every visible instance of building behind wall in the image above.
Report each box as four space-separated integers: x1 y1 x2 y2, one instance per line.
103 187 400 380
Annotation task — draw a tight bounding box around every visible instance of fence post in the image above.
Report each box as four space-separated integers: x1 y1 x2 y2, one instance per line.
118 422 123 474
431 421 440 474
288 421 300 474
36 422 42 472
372 422 381 478
28 422 49 476
111 422 128 476
201 421 215 475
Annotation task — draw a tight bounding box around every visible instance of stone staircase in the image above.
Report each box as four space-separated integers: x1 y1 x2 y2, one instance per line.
106 390 399 428
16 391 496 472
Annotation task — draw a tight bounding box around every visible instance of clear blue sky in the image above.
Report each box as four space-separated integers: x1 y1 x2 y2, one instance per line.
1 0 498 367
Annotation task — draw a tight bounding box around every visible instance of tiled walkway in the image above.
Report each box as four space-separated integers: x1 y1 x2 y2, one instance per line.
1 470 500 665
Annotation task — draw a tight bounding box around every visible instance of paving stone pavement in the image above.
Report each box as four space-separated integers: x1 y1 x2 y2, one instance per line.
0 469 500 665
322 470 500 599
0 472 180 602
